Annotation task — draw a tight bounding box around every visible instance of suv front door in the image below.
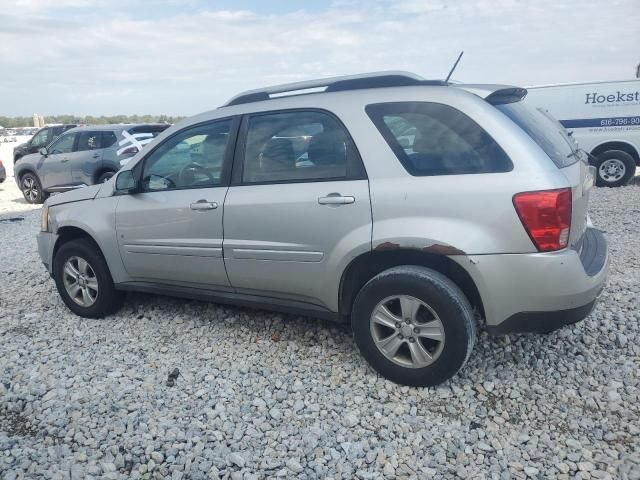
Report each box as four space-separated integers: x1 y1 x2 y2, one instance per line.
40 132 77 190
115 118 238 288
223 110 371 308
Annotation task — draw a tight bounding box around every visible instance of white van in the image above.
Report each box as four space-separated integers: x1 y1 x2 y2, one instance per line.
525 79 640 187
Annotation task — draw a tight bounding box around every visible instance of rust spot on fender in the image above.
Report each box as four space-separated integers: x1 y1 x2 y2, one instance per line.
374 242 401 251
422 244 466 256
374 241 465 256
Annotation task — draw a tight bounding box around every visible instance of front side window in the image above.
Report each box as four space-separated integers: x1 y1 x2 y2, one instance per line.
77 131 102 152
366 102 512 176
242 110 362 184
31 129 49 147
49 133 76 155
141 120 231 191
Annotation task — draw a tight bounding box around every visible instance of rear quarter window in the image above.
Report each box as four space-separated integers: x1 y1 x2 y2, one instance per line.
366 102 512 176
496 102 577 168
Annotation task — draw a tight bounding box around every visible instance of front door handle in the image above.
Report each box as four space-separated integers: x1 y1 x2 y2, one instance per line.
190 200 218 211
318 194 355 205
60 158 69 163
92 154 100 159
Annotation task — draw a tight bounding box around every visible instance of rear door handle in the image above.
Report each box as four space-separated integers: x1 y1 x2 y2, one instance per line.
190 200 218 211
318 195 355 205
92 154 100 159
60 158 69 163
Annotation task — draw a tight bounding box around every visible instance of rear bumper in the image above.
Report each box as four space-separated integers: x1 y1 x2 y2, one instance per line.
452 227 609 335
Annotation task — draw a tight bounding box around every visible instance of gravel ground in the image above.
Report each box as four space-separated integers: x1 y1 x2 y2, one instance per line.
0 174 639 480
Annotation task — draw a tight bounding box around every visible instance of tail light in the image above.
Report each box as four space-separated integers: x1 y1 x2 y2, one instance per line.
513 188 572 252
121 146 139 155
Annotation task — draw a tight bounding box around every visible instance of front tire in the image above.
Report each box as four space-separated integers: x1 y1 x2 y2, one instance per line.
351 266 476 387
20 172 47 204
53 239 125 318
594 150 636 187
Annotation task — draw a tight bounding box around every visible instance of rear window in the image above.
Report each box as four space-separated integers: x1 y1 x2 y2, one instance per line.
496 102 577 168
366 102 512 176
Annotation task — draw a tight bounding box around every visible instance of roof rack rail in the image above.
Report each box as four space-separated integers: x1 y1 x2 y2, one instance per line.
222 71 447 107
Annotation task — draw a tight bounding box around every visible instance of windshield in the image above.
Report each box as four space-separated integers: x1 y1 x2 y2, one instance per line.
496 102 579 168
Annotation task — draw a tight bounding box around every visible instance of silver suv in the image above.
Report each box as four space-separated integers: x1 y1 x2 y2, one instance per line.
36 72 609 386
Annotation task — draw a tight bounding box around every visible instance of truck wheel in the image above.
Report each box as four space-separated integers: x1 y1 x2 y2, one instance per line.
97 171 116 183
20 172 48 204
53 238 125 318
351 266 476 387
594 150 636 187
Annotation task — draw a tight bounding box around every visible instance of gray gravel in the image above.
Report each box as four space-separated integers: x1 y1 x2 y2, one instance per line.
0 177 639 479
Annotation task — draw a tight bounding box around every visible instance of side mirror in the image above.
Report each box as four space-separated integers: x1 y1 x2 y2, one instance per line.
115 170 138 193
39 147 48 156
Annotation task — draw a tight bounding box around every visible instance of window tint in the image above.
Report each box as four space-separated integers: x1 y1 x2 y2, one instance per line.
242 111 361 184
366 102 512 176
142 120 231 191
102 131 117 148
497 103 577 168
76 131 101 152
49 133 76 155
31 129 48 147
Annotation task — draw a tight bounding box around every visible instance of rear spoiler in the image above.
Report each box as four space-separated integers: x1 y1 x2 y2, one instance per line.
485 87 528 105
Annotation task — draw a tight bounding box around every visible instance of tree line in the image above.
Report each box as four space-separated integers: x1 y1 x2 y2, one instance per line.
0 114 184 128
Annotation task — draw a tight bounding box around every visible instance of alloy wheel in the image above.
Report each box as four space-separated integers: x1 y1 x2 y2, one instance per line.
62 256 99 307
370 295 445 368
22 176 39 202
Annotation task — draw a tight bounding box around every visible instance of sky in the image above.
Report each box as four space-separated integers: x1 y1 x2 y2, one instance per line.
1 0 638 116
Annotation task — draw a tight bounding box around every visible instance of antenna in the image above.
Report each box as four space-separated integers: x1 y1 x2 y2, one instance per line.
445 51 464 83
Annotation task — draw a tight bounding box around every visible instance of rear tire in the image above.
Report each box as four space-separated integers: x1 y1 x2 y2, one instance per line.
20 172 47 204
351 265 476 387
97 170 116 184
594 150 636 187
53 239 125 318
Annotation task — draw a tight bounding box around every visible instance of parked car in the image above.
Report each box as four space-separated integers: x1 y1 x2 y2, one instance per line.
36 72 608 386
13 125 77 163
0 159 5 184
525 79 640 187
14 124 169 203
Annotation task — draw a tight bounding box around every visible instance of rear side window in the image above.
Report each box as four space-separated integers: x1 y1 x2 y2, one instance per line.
366 102 512 176
76 131 101 151
496 103 576 168
241 110 364 184
102 131 117 148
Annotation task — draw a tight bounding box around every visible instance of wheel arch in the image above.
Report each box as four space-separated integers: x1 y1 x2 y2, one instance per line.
590 141 640 165
53 226 103 261
338 249 484 321
16 168 37 182
93 167 117 184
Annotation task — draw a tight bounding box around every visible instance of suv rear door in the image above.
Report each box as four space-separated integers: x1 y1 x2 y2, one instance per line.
68 130 103 186
115 118 238 288
40 131 77 190
223 109 371 308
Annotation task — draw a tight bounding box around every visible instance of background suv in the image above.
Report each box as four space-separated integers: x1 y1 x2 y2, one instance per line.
36 72 608 386
15 123 169 203
13 124 77 163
